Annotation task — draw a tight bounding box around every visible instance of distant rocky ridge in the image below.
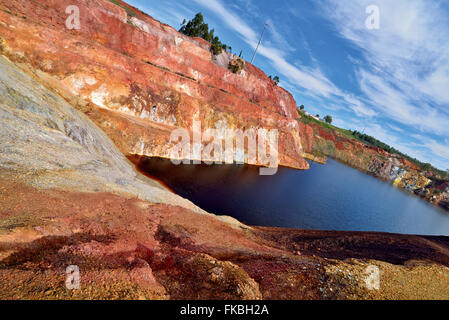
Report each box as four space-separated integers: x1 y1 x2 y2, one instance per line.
298 118 449 212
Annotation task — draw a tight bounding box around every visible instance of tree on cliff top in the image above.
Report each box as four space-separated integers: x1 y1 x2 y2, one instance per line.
179 13 209 39
179 13 228 55
268 75 280 85
324 115 333 124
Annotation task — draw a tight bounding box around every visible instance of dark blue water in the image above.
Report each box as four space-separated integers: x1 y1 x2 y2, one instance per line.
134 157 449 236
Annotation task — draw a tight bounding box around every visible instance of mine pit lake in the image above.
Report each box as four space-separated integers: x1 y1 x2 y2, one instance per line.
133 157 449 236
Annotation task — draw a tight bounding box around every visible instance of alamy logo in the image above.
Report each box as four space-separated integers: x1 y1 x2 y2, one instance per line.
65 5 81 30
65 265 80 290
169 120 279 175
365 5 380 30
365 265 380 290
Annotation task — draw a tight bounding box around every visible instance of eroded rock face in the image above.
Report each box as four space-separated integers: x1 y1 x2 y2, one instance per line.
0 0 308 169
1 41 449 301
0 54 203 213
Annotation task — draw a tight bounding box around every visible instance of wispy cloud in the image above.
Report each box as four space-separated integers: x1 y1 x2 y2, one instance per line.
320 0 449 168
192 0 258 41
265 18 296 53
132 1 194 28
192 0 374 116
130 0 448 169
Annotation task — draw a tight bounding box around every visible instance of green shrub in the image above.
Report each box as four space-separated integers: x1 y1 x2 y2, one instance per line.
108 0 137 18
180 13 231 56
228 58 245 74
269 75 280 85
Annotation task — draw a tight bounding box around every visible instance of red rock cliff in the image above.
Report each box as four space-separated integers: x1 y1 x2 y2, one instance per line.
0 0 309 169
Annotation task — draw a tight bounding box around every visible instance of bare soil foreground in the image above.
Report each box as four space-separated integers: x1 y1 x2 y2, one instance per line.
1 175 449 300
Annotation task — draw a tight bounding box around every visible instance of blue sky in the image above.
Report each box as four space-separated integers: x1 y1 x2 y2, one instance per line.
127 0 449 170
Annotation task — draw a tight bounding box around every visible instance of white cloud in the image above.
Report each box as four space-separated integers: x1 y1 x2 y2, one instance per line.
131 1 195 29
137 0 448 169
323 0 449 125
192 0 258 41
321 0 449 168
265 18 296 53
192 0 377 118
429 140 449 161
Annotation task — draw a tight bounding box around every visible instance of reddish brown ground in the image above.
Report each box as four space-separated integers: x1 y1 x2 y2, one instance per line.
1 174 449 300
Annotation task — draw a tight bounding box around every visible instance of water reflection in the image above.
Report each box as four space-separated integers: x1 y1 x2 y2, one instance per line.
132 156 449 236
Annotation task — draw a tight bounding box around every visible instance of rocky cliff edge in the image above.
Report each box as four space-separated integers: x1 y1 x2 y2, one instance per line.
1 1 449 300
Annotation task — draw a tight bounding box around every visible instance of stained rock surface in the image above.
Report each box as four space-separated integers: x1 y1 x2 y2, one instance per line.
0 55 202 213
299 119 449 211
0 1 449 300
0 0 309 170
0 56 448 299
